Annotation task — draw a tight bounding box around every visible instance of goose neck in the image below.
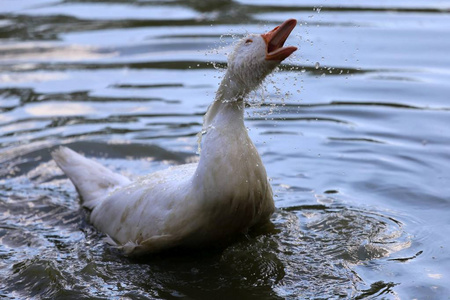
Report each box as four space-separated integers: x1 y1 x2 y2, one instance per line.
216 69 249 102
203 70 248 129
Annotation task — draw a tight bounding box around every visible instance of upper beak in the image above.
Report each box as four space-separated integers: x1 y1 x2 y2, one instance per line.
261 19 297 61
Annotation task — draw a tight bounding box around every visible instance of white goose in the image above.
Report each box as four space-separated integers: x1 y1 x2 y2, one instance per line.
52 19 297 256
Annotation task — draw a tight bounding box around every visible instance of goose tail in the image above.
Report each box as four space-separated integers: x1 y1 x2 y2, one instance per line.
52 146 130 209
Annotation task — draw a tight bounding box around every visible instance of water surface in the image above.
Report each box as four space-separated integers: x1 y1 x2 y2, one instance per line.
1 0 450 299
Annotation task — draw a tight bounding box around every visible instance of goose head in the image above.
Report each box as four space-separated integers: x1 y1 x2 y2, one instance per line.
223 19 298 98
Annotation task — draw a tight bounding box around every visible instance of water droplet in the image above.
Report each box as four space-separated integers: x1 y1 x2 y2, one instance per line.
315 62 320 69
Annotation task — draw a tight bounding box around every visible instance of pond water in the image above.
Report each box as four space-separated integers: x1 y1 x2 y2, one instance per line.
1 0 450 299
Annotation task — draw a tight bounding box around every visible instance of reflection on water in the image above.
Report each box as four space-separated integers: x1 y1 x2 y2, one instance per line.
25 102 95 117
1 0 450 299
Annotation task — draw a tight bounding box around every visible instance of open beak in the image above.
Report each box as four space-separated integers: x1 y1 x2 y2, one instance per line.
261 19 297 61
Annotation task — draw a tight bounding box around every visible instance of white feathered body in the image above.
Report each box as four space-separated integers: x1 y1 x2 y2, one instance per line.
53 102 273 255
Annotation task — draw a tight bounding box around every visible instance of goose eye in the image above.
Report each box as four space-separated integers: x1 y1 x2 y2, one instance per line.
245 39 253 44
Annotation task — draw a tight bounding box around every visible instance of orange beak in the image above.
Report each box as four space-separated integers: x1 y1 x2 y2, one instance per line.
262 19 298 61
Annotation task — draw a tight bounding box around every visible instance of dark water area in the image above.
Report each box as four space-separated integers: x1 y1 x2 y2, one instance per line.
1 0 450 299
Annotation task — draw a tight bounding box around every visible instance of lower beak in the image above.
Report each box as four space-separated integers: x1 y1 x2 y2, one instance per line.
261 19 298 61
